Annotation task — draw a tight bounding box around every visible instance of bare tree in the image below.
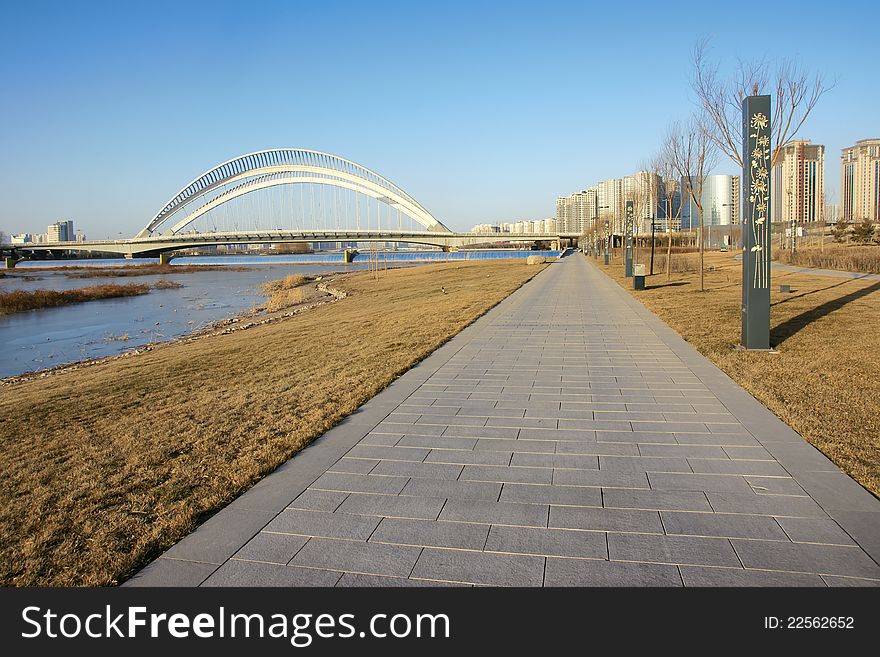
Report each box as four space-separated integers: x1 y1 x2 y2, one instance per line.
692 39 830 168
663 114 719 291
650 151 683 280
0 230 8 245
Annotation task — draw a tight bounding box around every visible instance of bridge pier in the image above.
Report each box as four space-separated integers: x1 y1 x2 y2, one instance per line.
343 249 358 263
3 256 18 270
158 252 174 266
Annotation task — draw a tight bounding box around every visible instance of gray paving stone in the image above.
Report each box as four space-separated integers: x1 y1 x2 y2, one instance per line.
660 511 788 540
263 509 380 539
425 449 513 465
638 445 728 459
599 456 692 473
234 532 310 564
336 573 465 587
412 548 545 586
603 489 712 512
474 438 554 453
520 427 597 442
370 460 464 480
348 445 430 461
820 575 880 587
202 560 342 587
439 499 549 527
706 492 827 518
686 458 788 476
443 425 521 439
731 539 880 578
460 464 554 484
775 517 858 546
401 477 502 501
289 489 348 512
744 476 806 495
544 557 682 586
336 492 446 520
485 525 607 559
679 566 824 587
328 457 379 474
647 472 755 494
161 508 276 565
510 452 599 470
397 435 478 450
609 533 740 567
501 483 602 507
124 558 217 587
555 441 639 456
552 468 651 489
291 538 422 578
311 472 408 494
550 505 663 533
370 517 490 550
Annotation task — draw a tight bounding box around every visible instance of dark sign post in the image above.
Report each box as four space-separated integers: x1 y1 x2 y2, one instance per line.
624 200 634 277
741 95 772 350
603 220 610 265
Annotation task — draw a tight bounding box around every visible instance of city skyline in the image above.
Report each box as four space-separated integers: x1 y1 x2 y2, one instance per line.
1 0 878 238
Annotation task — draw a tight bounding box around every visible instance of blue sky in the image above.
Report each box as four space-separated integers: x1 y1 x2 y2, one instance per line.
1 0 877 236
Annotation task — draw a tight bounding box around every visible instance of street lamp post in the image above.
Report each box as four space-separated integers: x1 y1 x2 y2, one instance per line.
603 219 610 265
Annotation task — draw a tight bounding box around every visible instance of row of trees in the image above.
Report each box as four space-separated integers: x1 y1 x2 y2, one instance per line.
594 40 829 291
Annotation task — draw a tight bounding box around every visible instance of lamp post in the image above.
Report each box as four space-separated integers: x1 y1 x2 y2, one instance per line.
603 219 610 265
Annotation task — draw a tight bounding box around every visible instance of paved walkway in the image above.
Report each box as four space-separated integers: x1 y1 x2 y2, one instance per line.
128 256 880 587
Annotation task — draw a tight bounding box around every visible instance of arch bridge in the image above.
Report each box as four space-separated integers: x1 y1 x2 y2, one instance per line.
4 149 572 265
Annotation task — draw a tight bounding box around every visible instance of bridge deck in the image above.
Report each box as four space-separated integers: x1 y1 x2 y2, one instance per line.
128 256 880 587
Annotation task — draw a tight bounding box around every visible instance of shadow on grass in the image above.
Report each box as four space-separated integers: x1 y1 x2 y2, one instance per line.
646 281 688 289
772 280 880 346
772 278 858 308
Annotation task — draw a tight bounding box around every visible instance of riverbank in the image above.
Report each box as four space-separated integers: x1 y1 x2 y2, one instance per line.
0 260 546 585
590 251 880 498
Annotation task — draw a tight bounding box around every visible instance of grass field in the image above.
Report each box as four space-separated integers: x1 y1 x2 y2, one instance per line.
591 250 880 498
0 261 544 586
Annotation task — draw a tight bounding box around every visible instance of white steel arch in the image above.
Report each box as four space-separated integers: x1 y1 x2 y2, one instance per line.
137 149 449 237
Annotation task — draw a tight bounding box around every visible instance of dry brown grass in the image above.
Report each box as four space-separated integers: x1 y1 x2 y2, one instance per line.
775 244 880 274
0 261 544 586
590 251 880 498
0 283 151 315
260 274 310 312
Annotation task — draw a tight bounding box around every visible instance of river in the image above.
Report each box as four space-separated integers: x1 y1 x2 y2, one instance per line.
0 255 408 378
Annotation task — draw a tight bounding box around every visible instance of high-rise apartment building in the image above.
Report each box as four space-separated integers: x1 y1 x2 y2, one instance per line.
841 138 880 222
555 188 598 234
47 220 74 242
623 171 662 233
680 175 740 229
771 140 824 224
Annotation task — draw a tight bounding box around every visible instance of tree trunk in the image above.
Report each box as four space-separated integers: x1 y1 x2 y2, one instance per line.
698 210 705 292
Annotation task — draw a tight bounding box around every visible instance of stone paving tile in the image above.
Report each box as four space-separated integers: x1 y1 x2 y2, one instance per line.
202 560 343 587
603 489 713 512
328 457 378 474
401 477 502 501
460 464 554 484
370 460 464 480
439 499 549 527
485 525 608 559
599 456 693 473
411 548 545 586
820 575 880 587
686 458 789 476
552 468 651 489
336 492 446 520
647 472 756 494
660 511 789 541
234 532 309 564
706 492 827 518
550 506 664 534
336 573 466 587
263 509 381 539
347 445 430 461
510 453 599 470
289 489 348 512
370 517 491 550
425 449 513 465
291 538 422 578
731 539 880 578
774 517 858 546
678 566 825 587
544 557 682 586
500 483 602 507
608 533 741 567
310 472 409 495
